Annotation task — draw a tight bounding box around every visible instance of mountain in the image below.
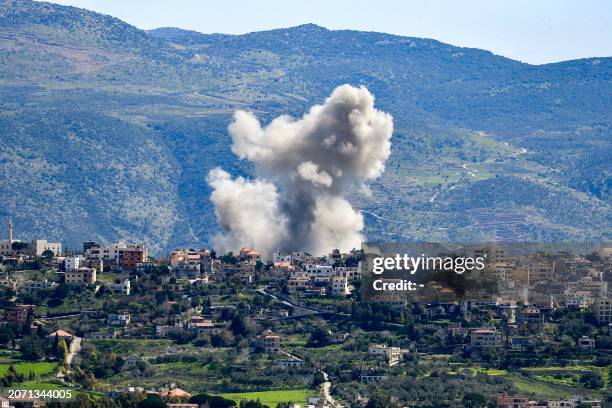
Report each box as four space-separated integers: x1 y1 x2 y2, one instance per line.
0 0 610 254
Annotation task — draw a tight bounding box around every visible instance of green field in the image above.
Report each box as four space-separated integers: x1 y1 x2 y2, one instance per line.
219 389 312 407
0 361 57 376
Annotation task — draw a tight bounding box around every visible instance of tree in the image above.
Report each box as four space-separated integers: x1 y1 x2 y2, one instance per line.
138 394 167 408
462 392 487 408
58 339 69 365
365 393 400 408
580 371 603 389
41 249 55 259
312 371 326 387
11 241 28 253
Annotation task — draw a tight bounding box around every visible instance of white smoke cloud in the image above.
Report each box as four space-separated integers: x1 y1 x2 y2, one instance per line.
208 84 393 256
207 168 288 256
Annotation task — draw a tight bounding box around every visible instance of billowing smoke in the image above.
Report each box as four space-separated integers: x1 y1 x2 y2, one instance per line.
207 84 393 256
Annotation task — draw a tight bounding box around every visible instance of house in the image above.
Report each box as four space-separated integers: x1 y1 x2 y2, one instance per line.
547 396 601 407
21 280 58 293
108 313 131 327
47 330 73 342
105 279 131 295
257 332 281 353
278 356 305 368
162 388 192 401
470 328 502 349
5 304 36 323
239 247 261 262
65 267 96 285
496 393 544 408
368 344 402 366
120 247 148 271
64 255 86 272
577 336 595 350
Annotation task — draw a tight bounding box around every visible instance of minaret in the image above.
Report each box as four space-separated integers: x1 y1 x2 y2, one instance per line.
7 218 13 243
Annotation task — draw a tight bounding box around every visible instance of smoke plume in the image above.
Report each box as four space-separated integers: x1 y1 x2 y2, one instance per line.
207 84 393 256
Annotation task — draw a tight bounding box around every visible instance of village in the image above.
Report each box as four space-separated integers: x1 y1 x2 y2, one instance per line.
0 219 610 408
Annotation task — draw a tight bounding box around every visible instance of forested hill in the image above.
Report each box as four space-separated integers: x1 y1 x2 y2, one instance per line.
0 0 609 253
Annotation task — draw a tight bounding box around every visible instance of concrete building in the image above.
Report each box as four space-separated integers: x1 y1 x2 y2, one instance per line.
65 267 96 285
0 218 15 256
263 335 281 353
65 255 85 272
30 239 61 257
5 304 36 323
330 276 350 296
593 297 612 324
368 344 402 366
105 279 131 295
470 328 502 348
120 247 147 270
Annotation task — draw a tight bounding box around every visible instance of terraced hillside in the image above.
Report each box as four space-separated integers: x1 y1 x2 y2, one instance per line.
0 0 610 253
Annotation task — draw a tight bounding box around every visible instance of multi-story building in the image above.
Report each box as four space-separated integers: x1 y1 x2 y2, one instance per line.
5 304 36 323
263 335 281 353
65 267 96 285
87 242 147 269
593 296 612 324
21 279 58 292
470 328 502 348
368 344 402 366
496 393 542 408
105 279 131 295
65 255 85 272
30 239 61 257
547 397 601 408
330 276 350 296
108 313 131 327
120 247 147 271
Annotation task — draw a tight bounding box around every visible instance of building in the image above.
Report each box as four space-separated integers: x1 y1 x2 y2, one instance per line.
578 336 596 350
105 279 131 295
547 397 601 408
108 313 131 327
5 304 36 323
65 267 96 285
496 393 542 408
65 255 85 272
330 276 350 296
263 335 281 353
47 330 73 342
120 247 147 271
239 247 261 261
29 239 61 257
21 279 58 292
368 344 402 366
593 297 612 324
0 218 15 256
470 328 502 349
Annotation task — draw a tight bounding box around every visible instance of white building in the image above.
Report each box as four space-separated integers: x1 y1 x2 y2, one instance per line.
65 255 86 272
105 279 131 295
368 344 402 366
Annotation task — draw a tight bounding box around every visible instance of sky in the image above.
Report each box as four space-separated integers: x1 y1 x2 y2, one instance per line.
47 0 611 64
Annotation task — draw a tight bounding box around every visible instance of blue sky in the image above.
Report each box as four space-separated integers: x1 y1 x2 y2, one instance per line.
47 0 611 64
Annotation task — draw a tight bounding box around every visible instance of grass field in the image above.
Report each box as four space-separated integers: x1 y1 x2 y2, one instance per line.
0 361 57 376
219 389 312 407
